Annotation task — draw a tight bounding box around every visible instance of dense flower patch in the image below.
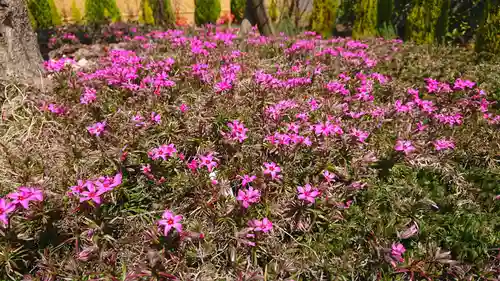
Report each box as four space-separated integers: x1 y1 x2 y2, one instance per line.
0 25 499 280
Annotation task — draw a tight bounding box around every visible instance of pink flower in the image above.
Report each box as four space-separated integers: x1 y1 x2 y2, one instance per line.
394 140 416 155
158 210 183 236
149 144 177 160
225 120 248 142
7 188 40 209
151 112 161 124
322 170 336 183
187 159 198 171
239 174 256 186
251 217 273 233
415 121 428 132
236 187 261 208
131 113 144 126
17 187 43 202
80 87 97 104
391 243 406 262
297 184 320 204
79 182 105 205
263 162 281 180
350 128 370 143
199 153 218 172
70 180 87 196
0 198 16 226
179 103 189 113
87 121 106 136
433 139 455 151
141 164 152 174
94 173 122 192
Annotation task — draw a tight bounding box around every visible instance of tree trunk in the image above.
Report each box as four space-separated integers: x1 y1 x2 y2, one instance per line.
240 0 275 36
0 0 45 82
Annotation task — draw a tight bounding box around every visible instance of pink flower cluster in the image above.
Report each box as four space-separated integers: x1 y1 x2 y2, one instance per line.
148 144 177 160
263 162 281 180
391 242 406 263
0 187 43 226
80 87 97 105
395 140 416 155
69 173 122 205
44 57 76 72
87 121 106 136
237 186 261 208
224 120 248 143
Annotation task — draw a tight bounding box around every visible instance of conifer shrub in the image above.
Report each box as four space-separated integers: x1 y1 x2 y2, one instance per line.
150 0 176 27
269 0 279 22
195 0 221 25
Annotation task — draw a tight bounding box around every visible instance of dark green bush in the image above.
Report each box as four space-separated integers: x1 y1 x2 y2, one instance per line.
195 0 221 25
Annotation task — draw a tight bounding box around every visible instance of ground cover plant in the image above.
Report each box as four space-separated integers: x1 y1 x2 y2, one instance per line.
0 25 499 280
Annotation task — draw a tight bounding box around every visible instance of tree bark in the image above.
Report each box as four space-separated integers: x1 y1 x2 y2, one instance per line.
240 0 275 36
0 0 45 82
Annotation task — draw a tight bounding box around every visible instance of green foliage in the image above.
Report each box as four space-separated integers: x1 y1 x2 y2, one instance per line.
353 0 378 38
139 0 155 25
28 6 37 29
231 0 246 23
475 0 500 54
85 0 122 24
310 0 339 37
377 0 394 36
195 0 221 25
28 0 61 29
70 0 83 23
405 0 444 44
269 0 279 22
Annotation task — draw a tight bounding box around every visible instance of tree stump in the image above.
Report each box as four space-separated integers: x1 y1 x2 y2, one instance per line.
0 0 45 83
239 0 275 37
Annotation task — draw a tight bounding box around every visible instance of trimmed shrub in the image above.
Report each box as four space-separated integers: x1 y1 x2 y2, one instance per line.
139 0 155 25
195 0 221 25
311 0 340 37
475 0 500 54
353 0 378 38
231 0 246 23
48 0 62 26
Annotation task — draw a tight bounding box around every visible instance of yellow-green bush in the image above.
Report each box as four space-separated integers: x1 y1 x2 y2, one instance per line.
311 0 339 37
85 0 121 24
405 0 443 44
28 0 62 29
139 0 155 25
353 0 378 38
